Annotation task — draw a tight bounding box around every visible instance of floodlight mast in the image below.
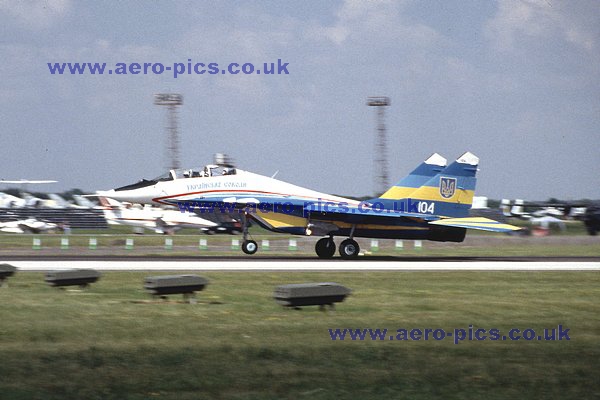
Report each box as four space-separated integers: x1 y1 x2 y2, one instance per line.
367 96 390 196
154 93 183 170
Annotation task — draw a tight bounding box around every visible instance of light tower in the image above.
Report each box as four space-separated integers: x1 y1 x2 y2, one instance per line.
154 93 183 170
367 96 390 196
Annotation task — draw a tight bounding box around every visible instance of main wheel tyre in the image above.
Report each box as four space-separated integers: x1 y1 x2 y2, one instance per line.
242 240 258 255
339 239 359 259
315 237 336 259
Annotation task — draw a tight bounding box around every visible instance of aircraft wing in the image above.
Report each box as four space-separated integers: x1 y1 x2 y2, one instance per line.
305 205 519 232
428 217 520 233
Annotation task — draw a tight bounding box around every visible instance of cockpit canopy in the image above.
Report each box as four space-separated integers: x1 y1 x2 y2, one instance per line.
115 165 237 192
155 165 237 181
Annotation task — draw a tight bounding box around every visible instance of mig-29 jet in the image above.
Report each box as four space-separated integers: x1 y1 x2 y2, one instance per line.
96 152 519 259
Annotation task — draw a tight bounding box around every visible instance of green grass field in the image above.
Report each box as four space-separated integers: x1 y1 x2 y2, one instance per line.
1 271 599 399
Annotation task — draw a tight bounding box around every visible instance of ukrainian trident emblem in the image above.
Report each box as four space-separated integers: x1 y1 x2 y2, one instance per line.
440 177 456 199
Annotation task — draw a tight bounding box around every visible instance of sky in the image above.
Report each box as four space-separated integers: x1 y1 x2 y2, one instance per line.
1 0 598 200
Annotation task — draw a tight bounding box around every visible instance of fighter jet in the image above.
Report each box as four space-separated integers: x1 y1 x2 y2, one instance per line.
96 152 520 259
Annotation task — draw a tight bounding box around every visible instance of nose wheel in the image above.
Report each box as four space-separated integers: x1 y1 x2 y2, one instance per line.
315 237 336 259
242 239 258 254
339 238 359 259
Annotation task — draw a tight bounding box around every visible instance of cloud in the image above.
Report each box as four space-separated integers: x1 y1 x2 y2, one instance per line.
0 0 71 29
485 0 597 54
306 0 440 48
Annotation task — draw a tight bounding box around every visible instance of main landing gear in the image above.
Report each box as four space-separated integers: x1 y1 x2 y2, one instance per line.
315 237 336 259
315 225 360 260
240 213 257 255
338 238 360 259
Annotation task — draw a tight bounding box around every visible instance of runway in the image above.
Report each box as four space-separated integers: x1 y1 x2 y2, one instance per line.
6 258 600 271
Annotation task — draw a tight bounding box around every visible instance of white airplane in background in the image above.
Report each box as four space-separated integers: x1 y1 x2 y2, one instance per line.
501 199 531 219
0 179 57 185
47 193 76 208
45 193 94 209
98 196 217 234
501 199 565 219
0 180 57 208
0 192 53 208
0 192 27 208
0 218 60 234
21 193 53 208
73 195 98 208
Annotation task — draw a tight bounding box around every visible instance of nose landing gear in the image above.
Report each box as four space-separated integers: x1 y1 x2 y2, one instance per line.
242 239 258 254
240 213 258 255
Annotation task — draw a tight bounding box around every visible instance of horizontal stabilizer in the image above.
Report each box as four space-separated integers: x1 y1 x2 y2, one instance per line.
428 217 520 233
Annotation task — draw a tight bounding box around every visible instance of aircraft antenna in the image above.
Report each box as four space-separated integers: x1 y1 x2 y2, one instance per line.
154 93 183 170
367 96 390 196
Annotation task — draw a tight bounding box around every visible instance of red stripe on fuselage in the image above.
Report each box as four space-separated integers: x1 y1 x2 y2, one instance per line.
153 189 356 206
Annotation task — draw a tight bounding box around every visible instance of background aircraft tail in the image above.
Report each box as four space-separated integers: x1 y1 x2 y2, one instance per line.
73 195 97 208
407 152 479 218
98 196 123 208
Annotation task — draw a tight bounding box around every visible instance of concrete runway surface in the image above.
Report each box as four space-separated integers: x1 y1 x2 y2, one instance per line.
6 259 600 271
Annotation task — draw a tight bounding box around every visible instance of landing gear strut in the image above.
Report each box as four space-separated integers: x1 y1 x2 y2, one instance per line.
240 213 257 255
315 237 336 259
339 224 359 259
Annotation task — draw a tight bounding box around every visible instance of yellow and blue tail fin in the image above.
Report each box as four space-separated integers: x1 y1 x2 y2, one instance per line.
378 153 447 199
408 152 479 217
